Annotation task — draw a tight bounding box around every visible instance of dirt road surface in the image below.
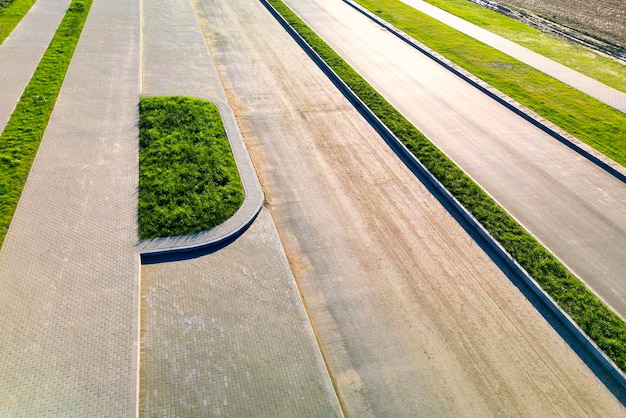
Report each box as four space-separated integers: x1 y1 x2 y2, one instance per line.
192 0 625 416
285 0 626 320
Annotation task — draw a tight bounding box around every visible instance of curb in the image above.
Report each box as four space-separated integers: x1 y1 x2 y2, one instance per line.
261 0 626 396
136 95 264 264
342 0 626 184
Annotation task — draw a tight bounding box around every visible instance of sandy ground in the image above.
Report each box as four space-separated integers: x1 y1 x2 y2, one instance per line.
286 0 626 320
192 0 625 416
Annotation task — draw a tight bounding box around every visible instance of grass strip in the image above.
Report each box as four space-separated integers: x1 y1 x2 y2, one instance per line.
267 0 626 372
0 0 37 44
419 0 626 93
0 0 91 247
138 96 244 239
353 0 626 169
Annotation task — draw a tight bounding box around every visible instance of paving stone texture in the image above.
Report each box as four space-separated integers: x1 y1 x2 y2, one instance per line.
140 0 341 415
141 0 224 99
1 0 623 413
141 209 341 417
0 0 140 414
0 0 71 135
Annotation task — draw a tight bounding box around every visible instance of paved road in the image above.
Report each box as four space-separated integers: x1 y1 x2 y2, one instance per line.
140 0 341 415
0 0 71 135
0 0 140 414
194 0 625 415
397 0 626 113
141 208 342 417
285 0 626 320
142 0 224 98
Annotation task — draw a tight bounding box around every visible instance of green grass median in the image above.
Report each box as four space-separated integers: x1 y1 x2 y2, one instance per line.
138 96 244 239
354 0 626 169
0 0 91 247
267 0 626 372
0 0 37 44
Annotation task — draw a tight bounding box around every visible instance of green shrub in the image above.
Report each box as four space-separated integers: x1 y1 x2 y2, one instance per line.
0 0 92 246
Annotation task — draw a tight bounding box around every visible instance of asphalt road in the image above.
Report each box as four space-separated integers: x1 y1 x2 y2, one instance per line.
284 0 626 319
193 0 625 415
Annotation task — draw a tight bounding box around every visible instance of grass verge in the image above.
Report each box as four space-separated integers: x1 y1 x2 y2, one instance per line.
138 96 244 239
267 0 626 372
0 0 37 44
420 0 626 93
0 0 91 247
353 0 626 169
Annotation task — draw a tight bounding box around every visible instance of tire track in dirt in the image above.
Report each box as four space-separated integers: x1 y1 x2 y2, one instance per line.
193 0 626 415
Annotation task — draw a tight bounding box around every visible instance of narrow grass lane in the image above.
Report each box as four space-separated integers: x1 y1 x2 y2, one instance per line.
354 0 626 169
0 0 92 247
0 0 37 44
267 0 626 373
418 0 626 93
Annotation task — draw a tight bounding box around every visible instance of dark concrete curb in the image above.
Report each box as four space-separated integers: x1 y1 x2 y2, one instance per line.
261 0 626 398
136 95 264 264
342 0 626 184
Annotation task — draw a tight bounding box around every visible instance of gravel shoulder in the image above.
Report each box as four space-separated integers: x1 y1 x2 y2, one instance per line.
193 0 625 415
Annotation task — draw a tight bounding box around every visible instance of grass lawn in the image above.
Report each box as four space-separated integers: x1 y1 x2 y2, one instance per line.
267 0 626 372
419 0 626 93
138 96 244 239
0 0 38 44
0 0 91 248
353 0 626 169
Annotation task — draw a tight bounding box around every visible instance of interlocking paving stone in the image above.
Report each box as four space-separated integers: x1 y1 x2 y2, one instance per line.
139 0 264 258
0 0 140 414
140 0 340 414
0 0 71 134
141 209 341 417
142 0 225 99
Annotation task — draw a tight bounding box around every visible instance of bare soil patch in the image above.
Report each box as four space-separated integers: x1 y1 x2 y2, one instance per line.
472 0 626 59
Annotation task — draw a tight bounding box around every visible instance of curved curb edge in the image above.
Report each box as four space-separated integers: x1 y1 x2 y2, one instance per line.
135 95 264 264
261 0 626 395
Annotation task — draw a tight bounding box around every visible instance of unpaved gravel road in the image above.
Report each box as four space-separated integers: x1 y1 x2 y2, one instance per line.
193 0 625 416
286 0 626 320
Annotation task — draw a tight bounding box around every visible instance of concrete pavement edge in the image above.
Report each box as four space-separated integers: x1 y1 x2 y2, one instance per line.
261 0 626 401
136 95 264 264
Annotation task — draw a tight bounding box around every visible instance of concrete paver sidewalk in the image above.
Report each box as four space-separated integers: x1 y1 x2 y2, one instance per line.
139 0 264 259
140 0 341 415
0 0 71 135
0 0 140 414
398 0 626 113
141 209 342 416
